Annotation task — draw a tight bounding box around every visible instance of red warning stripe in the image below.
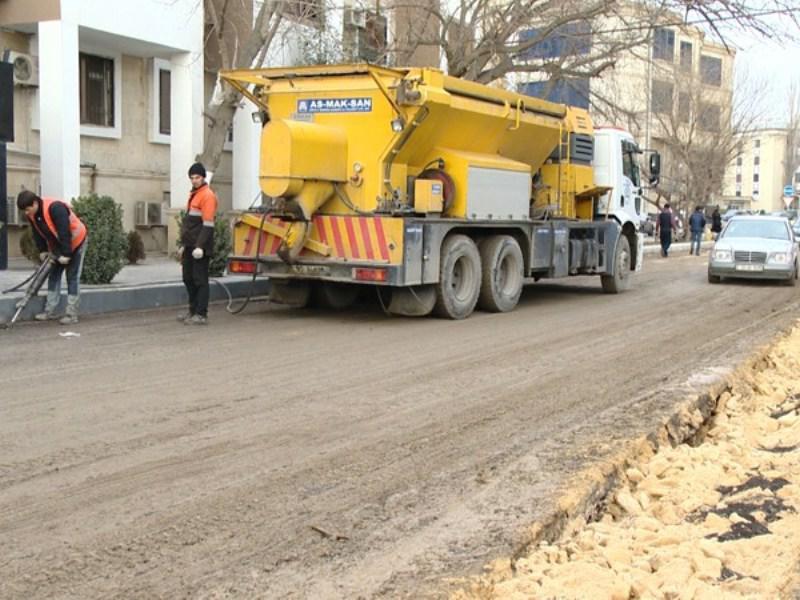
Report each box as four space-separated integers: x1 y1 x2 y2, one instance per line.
344 216 360 259
374 218 389 261
330 216 345 257
358 218 375 260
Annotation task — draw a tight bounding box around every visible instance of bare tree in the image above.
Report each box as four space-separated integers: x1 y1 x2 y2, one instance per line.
645 66 764 226
784 80 800 193
197 0 290 175
384 0 799 86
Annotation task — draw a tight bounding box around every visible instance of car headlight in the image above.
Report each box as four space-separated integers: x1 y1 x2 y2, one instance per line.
768 252 791 264
713 249 732 261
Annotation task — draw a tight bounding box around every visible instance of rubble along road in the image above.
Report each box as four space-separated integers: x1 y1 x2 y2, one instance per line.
1 253 799 599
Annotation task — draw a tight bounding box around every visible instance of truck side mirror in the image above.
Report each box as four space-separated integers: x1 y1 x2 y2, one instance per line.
649 153 661 185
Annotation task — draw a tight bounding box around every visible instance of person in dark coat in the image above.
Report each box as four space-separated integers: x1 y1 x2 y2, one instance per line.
655 203 677 257
688 206 706 256
711 207 723 240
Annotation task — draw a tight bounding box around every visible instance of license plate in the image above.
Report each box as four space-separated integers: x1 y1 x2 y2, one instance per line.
735 264 764 272
290 265 330 276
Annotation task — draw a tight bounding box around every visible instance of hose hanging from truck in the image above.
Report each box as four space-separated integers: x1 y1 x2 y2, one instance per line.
211 203 271 315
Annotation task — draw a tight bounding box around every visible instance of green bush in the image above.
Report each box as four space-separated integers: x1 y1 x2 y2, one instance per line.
19 226 42 264
126 230 146 264
71 194 127 284
174 210 232 277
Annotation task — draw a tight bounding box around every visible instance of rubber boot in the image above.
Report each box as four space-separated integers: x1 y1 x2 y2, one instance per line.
35 289 60 321
59 295 79 325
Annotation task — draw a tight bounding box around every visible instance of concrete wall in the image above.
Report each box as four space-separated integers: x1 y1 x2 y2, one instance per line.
0 0 59 25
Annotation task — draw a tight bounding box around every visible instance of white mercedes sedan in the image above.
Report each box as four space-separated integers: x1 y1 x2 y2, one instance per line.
708 215 798 285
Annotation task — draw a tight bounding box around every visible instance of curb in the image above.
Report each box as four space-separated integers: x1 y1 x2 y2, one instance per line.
0 278 271 323
487 336 782 582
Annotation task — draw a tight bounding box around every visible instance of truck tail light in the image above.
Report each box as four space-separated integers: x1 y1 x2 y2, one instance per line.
353 267 387 282
229 260 257 274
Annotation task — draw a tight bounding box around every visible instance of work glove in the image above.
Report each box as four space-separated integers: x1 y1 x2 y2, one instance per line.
39 251 49 262
192 247 204 260
57 255 71 265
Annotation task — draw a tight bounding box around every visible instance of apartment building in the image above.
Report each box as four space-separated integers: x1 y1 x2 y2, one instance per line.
721 130 800 212
514 6 735 210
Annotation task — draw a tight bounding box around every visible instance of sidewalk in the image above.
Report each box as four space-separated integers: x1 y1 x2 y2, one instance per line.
0 254 270 324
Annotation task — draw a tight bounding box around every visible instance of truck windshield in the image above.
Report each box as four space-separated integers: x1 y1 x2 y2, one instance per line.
622 144 641 187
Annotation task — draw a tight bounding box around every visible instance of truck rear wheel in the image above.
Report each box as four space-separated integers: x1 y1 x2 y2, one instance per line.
433 234 481 319
478 235 524 313
601 235 631 294
311 282 360 310
269 280 311 307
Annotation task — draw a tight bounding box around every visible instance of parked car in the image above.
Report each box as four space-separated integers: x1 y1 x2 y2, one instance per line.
708 215 798 285
792 220 800 238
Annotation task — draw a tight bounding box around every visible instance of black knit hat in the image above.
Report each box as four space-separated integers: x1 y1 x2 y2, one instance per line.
188 162 206 178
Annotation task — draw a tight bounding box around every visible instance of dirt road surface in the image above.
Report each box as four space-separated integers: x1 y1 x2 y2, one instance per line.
2 254 799 599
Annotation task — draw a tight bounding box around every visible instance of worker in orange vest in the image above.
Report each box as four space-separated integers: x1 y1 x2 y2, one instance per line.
178 162 217 325
17 190 88 325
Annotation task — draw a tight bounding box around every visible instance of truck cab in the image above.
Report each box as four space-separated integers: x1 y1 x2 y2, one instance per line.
593 127 653 271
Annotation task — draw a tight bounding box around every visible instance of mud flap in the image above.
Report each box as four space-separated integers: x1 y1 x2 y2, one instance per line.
387 285 436 317
635 232 644 272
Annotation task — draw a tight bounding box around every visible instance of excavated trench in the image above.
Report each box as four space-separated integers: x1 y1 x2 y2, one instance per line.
453 323 800 599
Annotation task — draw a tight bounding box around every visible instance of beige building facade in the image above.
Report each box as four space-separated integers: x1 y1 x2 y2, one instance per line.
722 129 800 213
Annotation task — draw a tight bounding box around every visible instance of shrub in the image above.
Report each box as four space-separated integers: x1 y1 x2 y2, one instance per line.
19 226 42 264
71 194 127 284
174 210 233 277
126 230 146 264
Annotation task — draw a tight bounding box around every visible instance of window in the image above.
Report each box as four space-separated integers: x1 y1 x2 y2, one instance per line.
754 155 760 166
753 173 759 183
519 22 592 60
158 68 170 135
736 190 741 197
755 139 761 149
282 0 323 25
651 80 674 113
356 11 388 63
80 53 114 127
736 156 742 166
736 173 741 183
698 103 720 131
521 78 590 109
622 142 641 187
680 41 693 71
653 28 675 61
700 55 722 86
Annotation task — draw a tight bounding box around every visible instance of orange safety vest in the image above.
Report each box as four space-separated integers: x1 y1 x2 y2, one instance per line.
29 198 88 252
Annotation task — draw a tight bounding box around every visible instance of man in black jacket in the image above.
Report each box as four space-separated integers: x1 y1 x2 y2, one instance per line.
655 203 677 258
17 190 88 324
178 162 218 325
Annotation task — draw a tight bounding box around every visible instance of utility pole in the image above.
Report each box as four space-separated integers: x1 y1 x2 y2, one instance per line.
0 61 14 271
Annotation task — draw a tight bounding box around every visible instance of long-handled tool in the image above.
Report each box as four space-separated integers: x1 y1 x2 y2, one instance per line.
1 255 55 329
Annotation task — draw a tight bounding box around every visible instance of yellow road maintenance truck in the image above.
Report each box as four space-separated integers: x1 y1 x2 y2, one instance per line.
222 64 660 319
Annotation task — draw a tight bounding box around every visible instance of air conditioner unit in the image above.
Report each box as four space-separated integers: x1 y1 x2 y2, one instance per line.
346 9 367 29
6 197 21 226
7 52 39 87
135 201 165 227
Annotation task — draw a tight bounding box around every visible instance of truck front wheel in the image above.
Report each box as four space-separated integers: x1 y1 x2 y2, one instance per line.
601 235 632 294
434 234 481 319
478 235 524 313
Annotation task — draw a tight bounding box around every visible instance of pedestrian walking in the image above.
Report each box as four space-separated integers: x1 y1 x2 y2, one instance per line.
17 190 88 325
178 162 218 325
689 206 706 256
655 202 677 257
711 206 722 241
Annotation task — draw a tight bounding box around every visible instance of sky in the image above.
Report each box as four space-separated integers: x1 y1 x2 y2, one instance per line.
735 35 800 128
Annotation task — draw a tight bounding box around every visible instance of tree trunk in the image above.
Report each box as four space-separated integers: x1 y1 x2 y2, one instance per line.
195 85 239 176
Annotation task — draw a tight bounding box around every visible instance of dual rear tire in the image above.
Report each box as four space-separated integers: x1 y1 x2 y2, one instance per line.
433 234 524 319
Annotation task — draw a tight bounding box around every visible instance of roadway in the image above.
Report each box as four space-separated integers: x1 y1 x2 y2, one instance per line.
1 252 798 598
